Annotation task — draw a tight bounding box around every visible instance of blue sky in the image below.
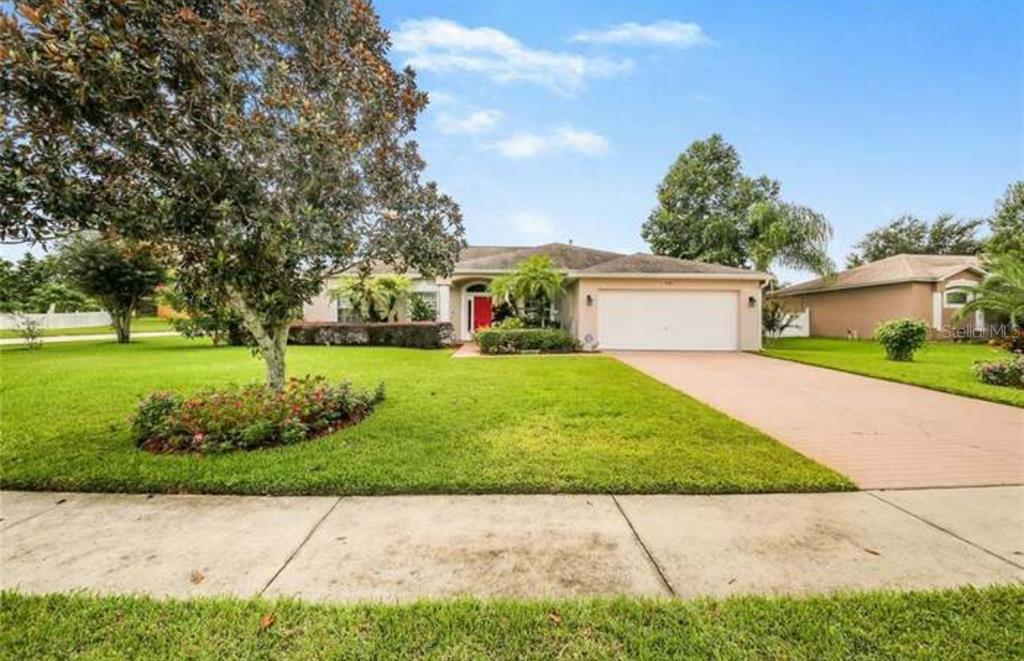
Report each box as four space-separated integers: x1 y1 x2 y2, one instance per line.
374 0 1022 279
5 1 1021 282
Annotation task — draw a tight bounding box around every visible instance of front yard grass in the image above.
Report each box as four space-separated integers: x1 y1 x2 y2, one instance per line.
763 338 1024 408
2 586 1020 660
0 337 850 495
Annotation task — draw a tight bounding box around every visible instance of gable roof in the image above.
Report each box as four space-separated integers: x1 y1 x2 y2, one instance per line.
452 242 766 279
774 254 984 297
577 253 759 276
456 242 624 272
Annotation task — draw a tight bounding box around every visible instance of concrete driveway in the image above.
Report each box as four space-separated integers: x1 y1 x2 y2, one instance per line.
613 352 1024 490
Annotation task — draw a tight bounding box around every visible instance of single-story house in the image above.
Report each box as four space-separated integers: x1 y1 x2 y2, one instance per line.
302 242 769 351
772 254 986 339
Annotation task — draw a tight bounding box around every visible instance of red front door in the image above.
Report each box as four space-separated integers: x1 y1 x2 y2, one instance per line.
472 296 493 331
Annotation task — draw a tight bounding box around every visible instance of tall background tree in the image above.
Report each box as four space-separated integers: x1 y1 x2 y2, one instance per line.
845 213 984 268
1 0 464 388
987 181 1024 259
641 134 834 276
60 233 167 343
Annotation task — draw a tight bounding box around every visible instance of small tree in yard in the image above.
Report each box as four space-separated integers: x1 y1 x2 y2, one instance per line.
875 318 928 362
491 256 565 327
61 234 166 343
1 1 464 389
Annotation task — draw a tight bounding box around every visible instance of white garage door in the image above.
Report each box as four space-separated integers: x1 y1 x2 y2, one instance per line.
598 290 739 351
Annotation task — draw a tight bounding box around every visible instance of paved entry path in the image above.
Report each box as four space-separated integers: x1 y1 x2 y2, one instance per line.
2 488 1021 602
613 352 1024 490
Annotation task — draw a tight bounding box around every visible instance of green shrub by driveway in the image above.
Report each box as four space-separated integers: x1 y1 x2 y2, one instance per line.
0 337 849 495
763 338 1024 407
2 586 1020 660
475 328 580 354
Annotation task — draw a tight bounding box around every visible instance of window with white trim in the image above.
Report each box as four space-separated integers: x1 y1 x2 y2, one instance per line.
943 287 970 308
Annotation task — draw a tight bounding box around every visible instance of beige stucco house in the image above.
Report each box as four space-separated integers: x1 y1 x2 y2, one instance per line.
772 254 986 339
303 242 768 351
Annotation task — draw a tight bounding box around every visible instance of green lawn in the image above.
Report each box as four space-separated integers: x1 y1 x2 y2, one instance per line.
0 316 172 338
0 337 850 495
763 338 1024 407
2 587 1020 660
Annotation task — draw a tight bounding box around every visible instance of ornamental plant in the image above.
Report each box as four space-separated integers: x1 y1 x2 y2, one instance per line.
874 318 928 361
973 356 1024 389
131 376 385 454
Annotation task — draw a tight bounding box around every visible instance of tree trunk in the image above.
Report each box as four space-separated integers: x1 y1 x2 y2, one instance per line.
112 306 133 343
227 289 291 391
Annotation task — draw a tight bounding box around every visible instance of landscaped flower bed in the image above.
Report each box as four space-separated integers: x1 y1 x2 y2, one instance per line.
131 376 385 454
974 355 1024 389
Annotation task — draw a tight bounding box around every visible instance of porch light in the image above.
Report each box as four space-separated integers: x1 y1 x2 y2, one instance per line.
586 294 593 306
748 295 757 308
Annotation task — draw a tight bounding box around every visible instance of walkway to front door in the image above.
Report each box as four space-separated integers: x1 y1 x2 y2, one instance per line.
612 351 1024 490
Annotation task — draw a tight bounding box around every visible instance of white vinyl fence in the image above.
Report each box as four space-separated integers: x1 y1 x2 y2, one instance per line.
0 310 111 331
779 309 810 338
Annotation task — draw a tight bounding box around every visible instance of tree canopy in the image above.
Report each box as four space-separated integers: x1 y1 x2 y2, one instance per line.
846 214 984 268
641 134 833 275
1 0 464 387
987 181 1024 260
61 233 167 343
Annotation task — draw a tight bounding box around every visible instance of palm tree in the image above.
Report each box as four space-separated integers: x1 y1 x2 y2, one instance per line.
956 254 1024 329
490 255 566 327
746 201 835 276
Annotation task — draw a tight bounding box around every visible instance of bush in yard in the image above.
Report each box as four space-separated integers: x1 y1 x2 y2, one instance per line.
973 356 1024 389
475 328 580 354
409 293 437 322
494 316 526 330
288 322 454 349
874 318 928 361
131 376 385 454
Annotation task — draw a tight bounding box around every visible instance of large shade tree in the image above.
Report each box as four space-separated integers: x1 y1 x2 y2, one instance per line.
641 134 834 276
845 213 984 268
987 181 1024 260
1 0 464 388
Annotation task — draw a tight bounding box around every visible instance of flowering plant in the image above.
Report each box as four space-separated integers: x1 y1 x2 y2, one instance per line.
132 376 385 454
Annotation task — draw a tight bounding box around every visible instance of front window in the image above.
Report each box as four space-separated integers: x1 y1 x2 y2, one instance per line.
336 298 362 323
944 288 970 307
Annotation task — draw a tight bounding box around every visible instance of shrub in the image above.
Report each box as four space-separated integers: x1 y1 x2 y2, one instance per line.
409 293 436 321
874 318 928 361
475 328 580 354
288 322 454 349
131 375 385 454
989 328 1024 354
973 356 1024 389
493 316 525 330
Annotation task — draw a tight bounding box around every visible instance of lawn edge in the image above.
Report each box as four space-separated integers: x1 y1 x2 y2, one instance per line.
757 350 1024 409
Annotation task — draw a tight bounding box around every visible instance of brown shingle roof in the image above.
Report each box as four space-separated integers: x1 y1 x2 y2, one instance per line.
577 253 764 276
775 254 984 296
455 242 624 272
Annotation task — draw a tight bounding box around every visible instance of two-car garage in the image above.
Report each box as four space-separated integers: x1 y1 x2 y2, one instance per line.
595 289 741 351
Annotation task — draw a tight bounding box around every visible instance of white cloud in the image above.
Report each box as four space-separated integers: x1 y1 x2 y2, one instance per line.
392 18 632 95
571 21 710 47
554 126 609 155
436 109 503 135
492 133 551 159
508 211 560 241
491 126 609 160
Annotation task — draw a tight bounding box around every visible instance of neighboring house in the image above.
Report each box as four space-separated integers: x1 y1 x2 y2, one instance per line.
772 254 986 339
302 242 768 351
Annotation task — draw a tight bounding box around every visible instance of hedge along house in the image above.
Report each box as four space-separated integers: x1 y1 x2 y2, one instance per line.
771 254 987 340
302 243 769 351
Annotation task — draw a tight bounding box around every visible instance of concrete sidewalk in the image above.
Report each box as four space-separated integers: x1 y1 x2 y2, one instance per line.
2 488 1021 602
